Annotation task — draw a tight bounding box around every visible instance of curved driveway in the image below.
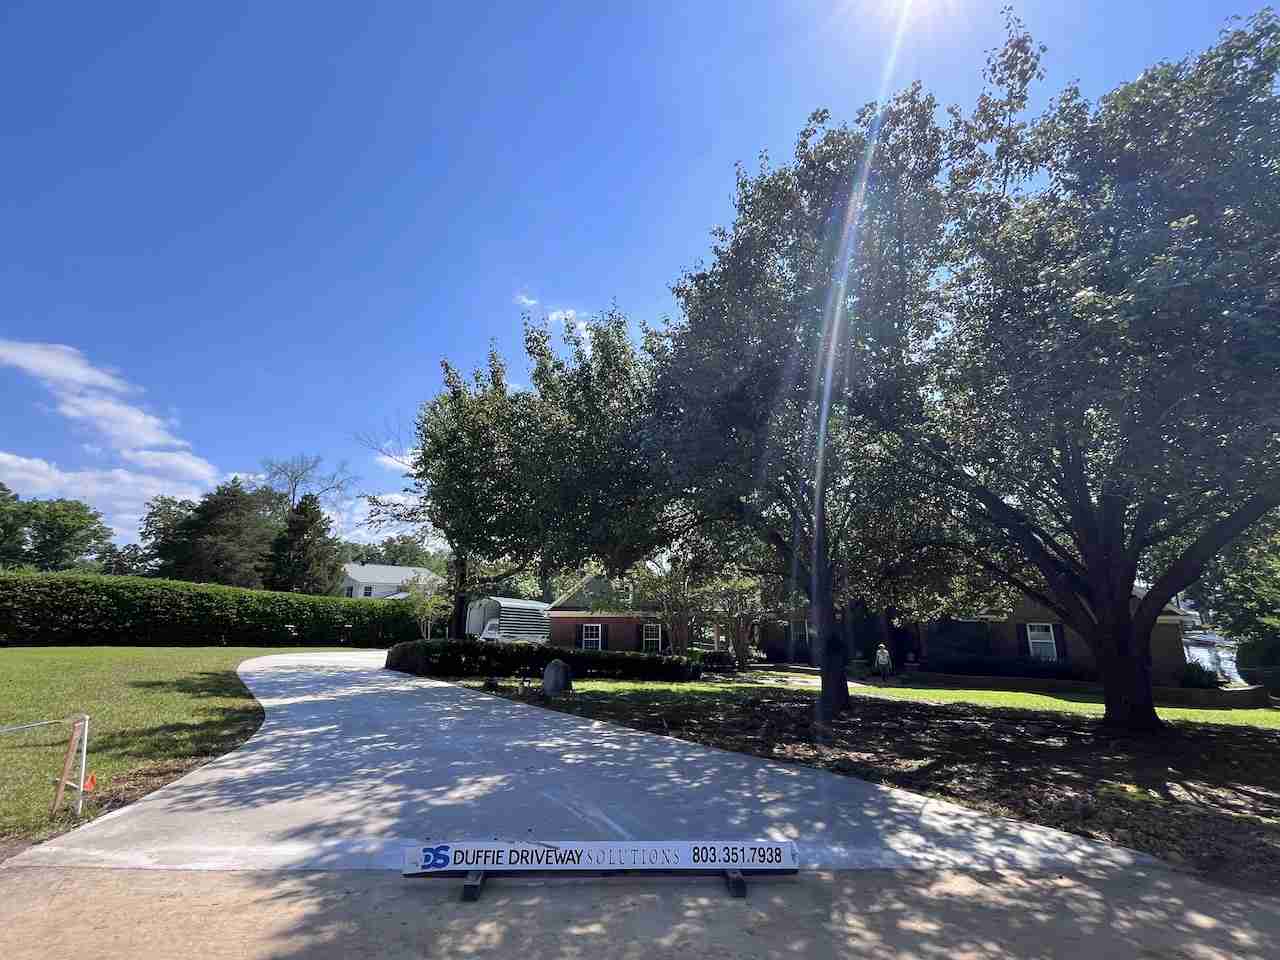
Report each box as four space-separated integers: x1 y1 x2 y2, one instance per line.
9 651 1143 873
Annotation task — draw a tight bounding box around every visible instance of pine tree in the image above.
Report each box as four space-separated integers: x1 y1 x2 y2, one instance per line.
263 494 344 594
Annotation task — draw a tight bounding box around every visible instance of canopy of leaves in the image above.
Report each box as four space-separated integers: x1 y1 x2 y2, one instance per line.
147 479 288 588
917 11 1280 641
656 89 975 621
523 309 672 575
264 493 344 594
0 492 113 571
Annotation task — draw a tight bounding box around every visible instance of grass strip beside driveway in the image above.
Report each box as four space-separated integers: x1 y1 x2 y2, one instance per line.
463 673 1280 893
0 646 340 854
753 669 1280 729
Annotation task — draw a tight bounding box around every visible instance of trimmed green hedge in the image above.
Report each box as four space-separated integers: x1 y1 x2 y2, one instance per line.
0 572 419 647
1179 661 1223 689
691 650 738 673
385 637 703 682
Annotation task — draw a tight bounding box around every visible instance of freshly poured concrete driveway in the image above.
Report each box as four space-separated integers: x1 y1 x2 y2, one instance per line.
9 651 1142 873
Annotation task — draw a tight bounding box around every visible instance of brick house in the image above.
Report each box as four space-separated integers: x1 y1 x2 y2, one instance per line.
918 591 1199 684
546 575 668 654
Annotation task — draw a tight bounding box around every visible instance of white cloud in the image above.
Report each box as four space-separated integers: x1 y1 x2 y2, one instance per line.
0 340 133 394
56 392 186 449
1 338 187 450
0 340 226 541
513 292 538 308
548 308 578 325
0 451 205 542
120 449 219 484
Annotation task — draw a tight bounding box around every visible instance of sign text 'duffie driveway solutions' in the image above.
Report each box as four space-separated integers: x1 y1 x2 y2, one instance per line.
404 840 800 875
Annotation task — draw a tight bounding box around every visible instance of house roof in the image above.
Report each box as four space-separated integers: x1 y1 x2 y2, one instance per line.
342 562 441 586
978 589 1200 624
549 573 661 613
549 574 598 610
488 596 551 611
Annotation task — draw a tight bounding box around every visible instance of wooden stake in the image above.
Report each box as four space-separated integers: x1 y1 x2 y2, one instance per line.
50 720 83 817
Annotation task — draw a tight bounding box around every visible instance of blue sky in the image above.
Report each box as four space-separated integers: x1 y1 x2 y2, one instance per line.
1 1 1268 542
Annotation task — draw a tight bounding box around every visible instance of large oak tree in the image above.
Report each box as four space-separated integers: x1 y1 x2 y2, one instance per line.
903 12 1280 729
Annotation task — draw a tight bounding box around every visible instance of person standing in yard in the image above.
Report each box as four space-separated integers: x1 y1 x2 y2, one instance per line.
874 643 893 683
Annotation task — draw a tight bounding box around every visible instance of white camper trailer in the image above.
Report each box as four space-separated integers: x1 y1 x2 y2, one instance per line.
465 596 551 643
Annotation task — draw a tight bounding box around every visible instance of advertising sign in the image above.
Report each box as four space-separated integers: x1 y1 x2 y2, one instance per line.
403 840 800 876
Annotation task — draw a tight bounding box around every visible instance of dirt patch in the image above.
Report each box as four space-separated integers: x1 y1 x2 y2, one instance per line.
475 681 1280 893
2 864 1277 959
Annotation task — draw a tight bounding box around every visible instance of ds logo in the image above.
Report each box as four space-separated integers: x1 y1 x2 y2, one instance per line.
421 844 451 870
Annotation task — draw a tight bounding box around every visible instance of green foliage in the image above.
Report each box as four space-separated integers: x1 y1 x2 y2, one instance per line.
95 543 153 576
0 572 417 647
0 487 113 571
523 310 673 576
0 482 26 567
385 637 702 682
693 650 738 673
702 576 764 668
139 494 195 564
1178 662 1223 690
372 312 672 628
656 80 973 718
147 479 288 588
1180 515 1280 654
263 494 344 595
868 10 1280 728
403 574 452 639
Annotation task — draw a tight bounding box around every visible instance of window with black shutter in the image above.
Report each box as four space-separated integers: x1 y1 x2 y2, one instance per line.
1051 623 1067 661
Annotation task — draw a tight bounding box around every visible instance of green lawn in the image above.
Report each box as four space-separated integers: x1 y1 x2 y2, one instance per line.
746 670 1280 729
519 670 1280 730
0 647 339 848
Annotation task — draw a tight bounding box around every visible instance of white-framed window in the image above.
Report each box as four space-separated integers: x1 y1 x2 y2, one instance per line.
1027 622 1057 661
363 586 373 597
582 623 602 650
642 622 662 653
345 586 353 598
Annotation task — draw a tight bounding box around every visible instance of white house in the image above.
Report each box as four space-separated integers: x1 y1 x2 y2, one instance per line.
340 562 442 600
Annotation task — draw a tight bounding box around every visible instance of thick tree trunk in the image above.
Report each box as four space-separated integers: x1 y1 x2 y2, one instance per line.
813 583 850 724
1097 624 1163 732
449 553 468 639
537 557 553 603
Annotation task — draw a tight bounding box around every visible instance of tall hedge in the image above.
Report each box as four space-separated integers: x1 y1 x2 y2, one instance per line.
386 637 702 682
0 572 419 647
